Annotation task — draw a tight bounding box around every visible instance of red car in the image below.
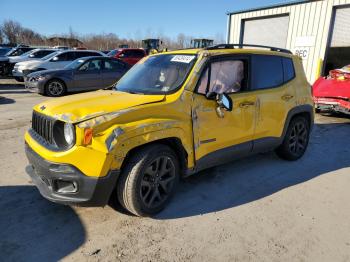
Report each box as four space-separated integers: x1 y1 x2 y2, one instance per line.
313 65 350 115
107 48 146 66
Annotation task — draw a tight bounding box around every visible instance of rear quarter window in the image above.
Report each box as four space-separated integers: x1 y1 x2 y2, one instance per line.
251 55 284 90
282 57 295 82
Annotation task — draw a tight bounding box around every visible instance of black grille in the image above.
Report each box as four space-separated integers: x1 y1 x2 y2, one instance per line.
32 111 54 144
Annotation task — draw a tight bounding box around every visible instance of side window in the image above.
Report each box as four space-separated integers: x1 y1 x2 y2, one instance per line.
87 52 102 57
75 52 88 59
197 60 245 95
251 55 283 90
104 60 124 70
67 52 77 61
133 50 145 58
122 50 132 57
79 59 102 71
282 57 295 82
53 52 69 61
209 60 245 94
31 50 53 58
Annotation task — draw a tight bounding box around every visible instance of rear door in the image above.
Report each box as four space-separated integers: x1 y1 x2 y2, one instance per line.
73 59 103 90
101 59 127 87
250 55 297 150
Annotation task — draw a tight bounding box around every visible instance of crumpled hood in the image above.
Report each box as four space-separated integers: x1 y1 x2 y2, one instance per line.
313 77 350 99
34 90 165 123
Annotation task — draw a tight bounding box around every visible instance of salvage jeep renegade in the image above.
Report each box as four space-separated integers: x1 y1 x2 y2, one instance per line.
25 44 314 216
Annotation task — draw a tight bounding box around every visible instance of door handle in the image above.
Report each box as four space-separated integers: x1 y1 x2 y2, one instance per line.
281 94 294 101
239 101 255 108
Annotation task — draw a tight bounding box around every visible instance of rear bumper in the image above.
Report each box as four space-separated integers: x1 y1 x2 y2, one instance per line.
314 97 350 114
25 143 119 206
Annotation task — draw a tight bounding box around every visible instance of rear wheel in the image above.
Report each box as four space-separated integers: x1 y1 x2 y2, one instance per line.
275 116 310 161
115 144 180 216
45 79 66 97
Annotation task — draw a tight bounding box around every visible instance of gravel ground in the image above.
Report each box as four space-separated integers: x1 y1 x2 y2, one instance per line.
0 78 349 262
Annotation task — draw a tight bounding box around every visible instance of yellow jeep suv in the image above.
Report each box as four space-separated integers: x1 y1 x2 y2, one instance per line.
25 44 314 216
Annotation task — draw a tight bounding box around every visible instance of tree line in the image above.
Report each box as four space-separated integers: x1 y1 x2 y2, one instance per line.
0 19 224 50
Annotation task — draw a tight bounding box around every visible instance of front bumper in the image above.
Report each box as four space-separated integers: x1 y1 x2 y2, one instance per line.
12 68 24 77
24 79 45 93
25 143 119 206
314 97 350 115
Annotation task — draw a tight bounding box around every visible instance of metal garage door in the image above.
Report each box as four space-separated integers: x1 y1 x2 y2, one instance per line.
330 7 350 47
242 15 289 48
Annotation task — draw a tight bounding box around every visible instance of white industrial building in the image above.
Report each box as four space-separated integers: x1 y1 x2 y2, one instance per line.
226 0 350 83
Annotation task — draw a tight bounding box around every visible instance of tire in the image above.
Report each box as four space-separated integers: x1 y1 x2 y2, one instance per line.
14 77 24 82
275 116 310 161
115 144 180 216
45 79 66 97
315 108 321 113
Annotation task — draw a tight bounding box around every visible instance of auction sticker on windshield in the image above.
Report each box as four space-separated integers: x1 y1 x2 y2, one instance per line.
171 55 195 63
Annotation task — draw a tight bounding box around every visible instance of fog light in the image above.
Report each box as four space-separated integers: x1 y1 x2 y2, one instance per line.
54 180 78 193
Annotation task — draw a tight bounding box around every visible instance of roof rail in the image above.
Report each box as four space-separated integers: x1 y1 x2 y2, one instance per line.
205 44 292 54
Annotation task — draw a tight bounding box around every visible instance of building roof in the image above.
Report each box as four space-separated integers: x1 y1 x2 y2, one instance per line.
227 0 320 15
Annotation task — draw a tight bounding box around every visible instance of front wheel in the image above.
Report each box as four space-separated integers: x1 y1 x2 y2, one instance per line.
45 79 66 97
115 144 180 216
14 77 24 82
275 116 310 161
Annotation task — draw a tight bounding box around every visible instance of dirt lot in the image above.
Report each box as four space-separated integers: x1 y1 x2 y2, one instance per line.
0 78 349 262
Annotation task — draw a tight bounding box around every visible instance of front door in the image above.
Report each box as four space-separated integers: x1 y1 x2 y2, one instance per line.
73 59 103 90
192 56 257 170
101 59 126 87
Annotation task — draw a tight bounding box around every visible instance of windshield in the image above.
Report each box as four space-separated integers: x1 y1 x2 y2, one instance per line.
41 51 60 60
107 49 120 56
64 59 86 69
114 54 197 94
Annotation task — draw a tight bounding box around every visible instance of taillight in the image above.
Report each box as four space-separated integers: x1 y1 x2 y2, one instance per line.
329 69 350 80
344 73 350 79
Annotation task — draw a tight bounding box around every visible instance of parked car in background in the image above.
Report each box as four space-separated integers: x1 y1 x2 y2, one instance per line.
107 48 146 65
4 45 35 57
0 45 35 76
1 49 56 81
13 50 105 78
313 65 350 115
25 56 129 96
0 47 12 56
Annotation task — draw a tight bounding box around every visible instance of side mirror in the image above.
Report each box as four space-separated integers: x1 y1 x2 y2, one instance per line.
118 53 125 58
206 92 233 111
217 93 233 111
51 56 59 62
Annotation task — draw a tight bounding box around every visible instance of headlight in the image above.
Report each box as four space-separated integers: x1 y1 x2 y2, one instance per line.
53 121 75 149
64 123 75 145
31 75 46 81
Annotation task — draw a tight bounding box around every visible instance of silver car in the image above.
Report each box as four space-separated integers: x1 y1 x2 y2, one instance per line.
13 50 106 79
